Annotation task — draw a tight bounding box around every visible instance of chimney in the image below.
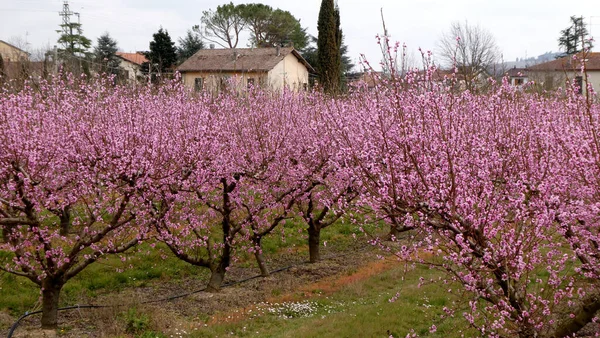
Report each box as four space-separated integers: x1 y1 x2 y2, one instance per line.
233 50 238 61
276 46 280 57
210 44 215 49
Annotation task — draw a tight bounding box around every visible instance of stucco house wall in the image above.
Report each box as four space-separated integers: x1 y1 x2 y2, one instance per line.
118 59 143 81
178 47 313 94
115 52 148 82
527 70 600 94
182 71 268 94
522 53 600 95
267 53 309 91
0 40 29 62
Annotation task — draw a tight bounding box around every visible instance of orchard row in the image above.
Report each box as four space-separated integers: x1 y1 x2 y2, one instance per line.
1 73 599 337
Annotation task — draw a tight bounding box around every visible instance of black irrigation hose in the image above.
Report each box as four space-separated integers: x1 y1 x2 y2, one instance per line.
7 305 108 338
6 244 371 338
5 265 298 338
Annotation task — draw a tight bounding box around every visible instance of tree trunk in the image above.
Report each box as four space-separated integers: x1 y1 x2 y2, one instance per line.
553 293 600 338
205 179 235 293
206 267 225 293
516 323 537 338
40 280 63 329
386 224 402 241
253 237 269 276
58 206 71 236
1 225 12 243
308 225 321 263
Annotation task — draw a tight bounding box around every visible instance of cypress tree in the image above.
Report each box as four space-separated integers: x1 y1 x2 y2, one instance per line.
317 0 341 93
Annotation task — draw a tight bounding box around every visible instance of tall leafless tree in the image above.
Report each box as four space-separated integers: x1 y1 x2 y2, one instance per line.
438 21 500 92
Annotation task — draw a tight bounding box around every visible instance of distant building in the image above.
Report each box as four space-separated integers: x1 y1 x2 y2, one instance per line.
505 67 530 87
0 40 29 62
177 47 314 93
115 52 148 81
507 53 600 94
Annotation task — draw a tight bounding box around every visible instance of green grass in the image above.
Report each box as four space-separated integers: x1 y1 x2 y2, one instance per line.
0 216 373 317
189 264 477 338
1 217 442 337
0 243 208 317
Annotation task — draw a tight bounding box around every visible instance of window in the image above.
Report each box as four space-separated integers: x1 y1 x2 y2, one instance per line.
514 78 524 86
575 76 583 95
194 78 203 91
219 76 230 92
247 78 255 89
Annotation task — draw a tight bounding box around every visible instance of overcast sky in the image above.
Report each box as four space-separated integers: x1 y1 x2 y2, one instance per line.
1 0 599 69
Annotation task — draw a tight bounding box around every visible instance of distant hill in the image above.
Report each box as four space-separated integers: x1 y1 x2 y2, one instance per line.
486 51 562 77
504 51 562 68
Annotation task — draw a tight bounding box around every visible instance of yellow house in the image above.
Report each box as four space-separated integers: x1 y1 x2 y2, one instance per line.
177 47 314 93
0 40 29 62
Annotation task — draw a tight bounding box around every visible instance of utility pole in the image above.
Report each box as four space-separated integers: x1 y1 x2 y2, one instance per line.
54 45 58 74
74 12 81 55
58 1 73 53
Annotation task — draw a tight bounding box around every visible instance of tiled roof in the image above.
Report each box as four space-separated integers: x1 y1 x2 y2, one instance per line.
116 52 148 66
505 67 528 77
528 52 600 71
177 47 315 73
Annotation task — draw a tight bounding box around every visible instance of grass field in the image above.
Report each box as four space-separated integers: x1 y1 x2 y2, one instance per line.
0 219 476 337
189 263 476 338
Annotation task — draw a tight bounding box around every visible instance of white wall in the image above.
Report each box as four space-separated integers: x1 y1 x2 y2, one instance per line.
268 53 309 91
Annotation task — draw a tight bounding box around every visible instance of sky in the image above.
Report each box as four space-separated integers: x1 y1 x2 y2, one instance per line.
1 0 599 70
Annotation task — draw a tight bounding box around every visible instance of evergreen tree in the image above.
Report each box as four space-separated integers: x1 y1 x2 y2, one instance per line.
241 5 308 49
302 35 354 88
94 33 120 74
558 16 593 57
239 3 273 47
143 28 178 75
57 22 91 57
317 0 341 93
177 30 204 63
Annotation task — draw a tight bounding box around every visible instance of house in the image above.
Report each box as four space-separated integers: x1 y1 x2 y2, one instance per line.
512 53 600 94
505 67 530 87
0 40 29 62
177 47 315 93
115 52 148 81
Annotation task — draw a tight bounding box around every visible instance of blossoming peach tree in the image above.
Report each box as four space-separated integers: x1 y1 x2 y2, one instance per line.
331 68 600 337
1 65 599 337
0 78 201 328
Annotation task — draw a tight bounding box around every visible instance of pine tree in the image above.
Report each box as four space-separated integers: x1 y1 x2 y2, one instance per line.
317 0 341 93
57 22 91 57
94 33 120 74
558 16 594 57
177 30 204 63
144 28 178 76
